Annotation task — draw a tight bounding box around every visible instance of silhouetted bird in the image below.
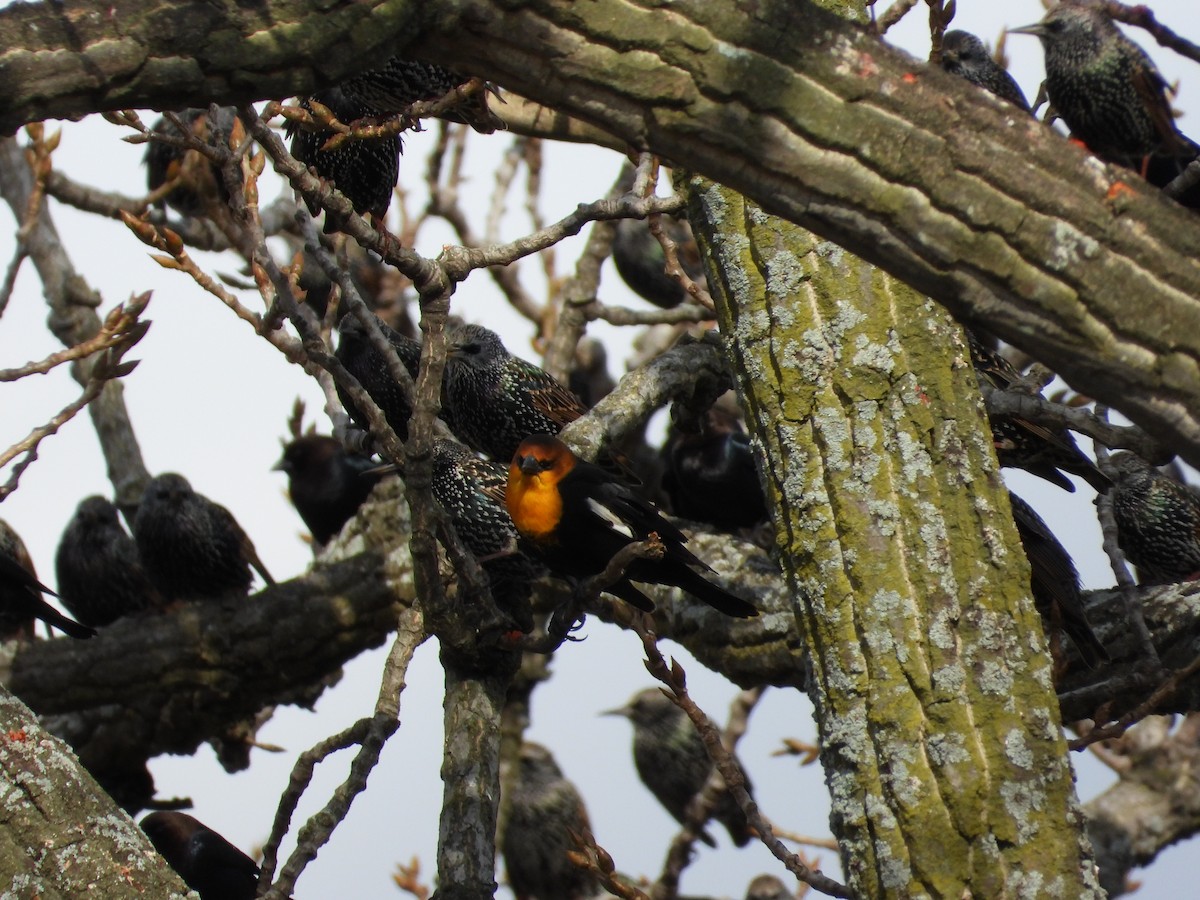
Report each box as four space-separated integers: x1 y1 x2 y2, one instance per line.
1009 492 1107 668
507 435 757 616
55 496 161 628
662 403 767 531
145 107 242 218
612 216 705 309
339 57 500 133
1109 452 1200 584
605 687 752 847
0 519 94 640
568 337 616 410
940 30 1030 111
745 874 793 900
134 473 274 601
969 332 1108 493
334 313 425 442
1013 3 1200 204
140 811 258 900
273 435 384 546
503 742 601 900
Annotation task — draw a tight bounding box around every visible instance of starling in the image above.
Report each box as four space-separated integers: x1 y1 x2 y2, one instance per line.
507 434 758 617
144 107 242 218
443 323 592 464
0 519 94 640
140 811 259 900
661 403 767 532
339 57 500 133
1012 3 1200 203
940 30 1031 111
273 435 385 546
611 215 705 310
286 87 402 232
55 496 162 628
745 874 793 900
605 687 752 847
334 313 425 442
1009 492 1107 668
567 337 616 410
133 473 274 601
968 331 1108 493
503 741 601 900
1109 452 1200 585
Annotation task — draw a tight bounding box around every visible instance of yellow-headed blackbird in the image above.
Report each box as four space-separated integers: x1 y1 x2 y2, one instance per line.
141 812 258 900
0 519 94 639
507 435 757 617
273 435 385 546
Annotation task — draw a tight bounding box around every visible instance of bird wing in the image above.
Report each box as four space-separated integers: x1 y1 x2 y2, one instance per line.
519 361 588 428
217 506 276 587
1128 51 1196 158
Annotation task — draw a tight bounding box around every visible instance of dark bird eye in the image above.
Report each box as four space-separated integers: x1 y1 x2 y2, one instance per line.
539 459 554 471
461 342 481 355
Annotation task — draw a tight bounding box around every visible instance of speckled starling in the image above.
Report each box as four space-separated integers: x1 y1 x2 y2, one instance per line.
1009 492 1107 668
612 215 705 310
286 88 402 232
1109 452 1200 584
55 496 162 628
968 331 1108 493
140 811 258 900
273 435 384 546
133 473 274 601
1012 3 1200 203
503 741 601 900
940 30 1030 111
334 313 426 441
661 402 767 532
0 519 94 640
605 687 752 847
339 57 500 133
145 107 242 218
745 874 793 900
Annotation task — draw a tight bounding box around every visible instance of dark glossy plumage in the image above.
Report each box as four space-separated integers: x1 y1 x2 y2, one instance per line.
140 811 258 900
145 107 241 218
133 473 273 601
334 313 425 441
0 519 94 640
940 30 1030 111
1013 3 1200 204
274 436 384 546
507 435 757 617
745 874 793 900
662 405 767 531
1109 452 1200 584
444 323 589 464
339 57 500 133
969 332 1108 492
612 216 705 310
55 496 161 628
1009 492 1107 668
503 742 600 900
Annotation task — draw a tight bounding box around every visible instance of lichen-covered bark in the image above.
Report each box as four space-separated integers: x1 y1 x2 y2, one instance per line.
684 176 1102 897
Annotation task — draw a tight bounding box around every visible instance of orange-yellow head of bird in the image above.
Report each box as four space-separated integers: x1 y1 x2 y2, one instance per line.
506 435 577 541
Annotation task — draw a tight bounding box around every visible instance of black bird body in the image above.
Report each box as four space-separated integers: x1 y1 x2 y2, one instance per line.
141 811 259 900
334 314 425 441
612 215 705 310
1009 492 1107 668
134 473 274 601
274 436 384 546
662 405 767 531
606 688 752 847
1109 452 1200 584
507 435 757 617
55 496 161 628
503 742 601 900
0 519 94 640
338 57 500 133
940 30 1030 111
145 107 241 218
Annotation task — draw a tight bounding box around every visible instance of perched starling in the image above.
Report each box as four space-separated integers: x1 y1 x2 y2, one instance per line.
1009 492 1107 668
612 215 705 310
745 874 793 900
443 323 591 464
503 742 601 900
661 403 767 532
286 87 402 232
0 519 94 640
339 57 500 133
55 496 161 628
940 30 1031 111
1109 452 1200 584
1012 4 1200 203
969 332 1108 493
140 811 259 900
133 473 274 601
568 337 616 410
605 687 752 847
507 434 757 617
145 107 242 218
273 435 385 546
334 313 425 441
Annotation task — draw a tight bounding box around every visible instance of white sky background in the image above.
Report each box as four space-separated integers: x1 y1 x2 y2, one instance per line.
0 1 1195 897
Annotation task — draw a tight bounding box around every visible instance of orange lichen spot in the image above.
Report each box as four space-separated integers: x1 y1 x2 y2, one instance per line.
7 729 27 742
1106 181 1136 201
902 72 919 85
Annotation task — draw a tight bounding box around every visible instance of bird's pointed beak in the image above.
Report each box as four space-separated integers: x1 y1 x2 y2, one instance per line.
1007 23 1046 38
601 704 632 719
270 459 288 473
518 455 542 477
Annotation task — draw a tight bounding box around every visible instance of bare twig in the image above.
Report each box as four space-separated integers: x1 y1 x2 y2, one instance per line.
1069 651 1200 751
